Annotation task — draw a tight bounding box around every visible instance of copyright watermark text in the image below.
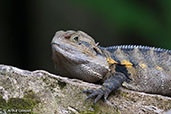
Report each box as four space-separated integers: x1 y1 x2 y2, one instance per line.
0 108 31 114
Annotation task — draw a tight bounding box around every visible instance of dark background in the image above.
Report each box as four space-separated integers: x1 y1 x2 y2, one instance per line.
0 0 171 73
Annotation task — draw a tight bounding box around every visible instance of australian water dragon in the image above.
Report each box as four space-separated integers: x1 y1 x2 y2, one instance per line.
51 30 171 104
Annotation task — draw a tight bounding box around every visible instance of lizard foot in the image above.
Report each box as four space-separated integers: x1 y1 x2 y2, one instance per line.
83 87 111 105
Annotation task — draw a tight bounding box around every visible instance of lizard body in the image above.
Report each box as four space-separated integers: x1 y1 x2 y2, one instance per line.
51 30 171 104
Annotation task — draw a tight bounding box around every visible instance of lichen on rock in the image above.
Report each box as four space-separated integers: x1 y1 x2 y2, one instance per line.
0 65 171 114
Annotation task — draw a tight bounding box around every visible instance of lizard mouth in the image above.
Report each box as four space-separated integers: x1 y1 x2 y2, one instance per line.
52 42 109 81
51 42 89 64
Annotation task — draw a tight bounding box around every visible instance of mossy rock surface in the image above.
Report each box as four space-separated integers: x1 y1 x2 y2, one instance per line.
0 95 38 114
0 65 171 114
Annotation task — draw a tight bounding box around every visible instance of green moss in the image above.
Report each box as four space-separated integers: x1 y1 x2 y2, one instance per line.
120 92 135 102
79 100 119 114
115 106 121 114
120 92 130 101
154 96 171 110
0 90 40 114
79 104 103 114
0 96 7 108
24 90 40 106
120 92 128 98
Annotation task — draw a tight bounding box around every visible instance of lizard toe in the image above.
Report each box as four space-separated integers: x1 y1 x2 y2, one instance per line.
94 94 103 105
85 92 99 102
82 89 95 94
83 87 111 104
104 92 110 102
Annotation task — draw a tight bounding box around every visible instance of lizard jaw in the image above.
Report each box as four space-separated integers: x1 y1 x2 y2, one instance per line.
52 42 109 69
51 42 89 64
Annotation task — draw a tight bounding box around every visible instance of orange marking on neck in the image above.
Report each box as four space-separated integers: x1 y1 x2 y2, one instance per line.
156 66 163 71
139 63 147 69
121 60 133 68
121 60 133 66
106 57 118 64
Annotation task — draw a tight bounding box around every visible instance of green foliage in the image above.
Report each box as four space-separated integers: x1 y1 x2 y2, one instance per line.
72 0 171 49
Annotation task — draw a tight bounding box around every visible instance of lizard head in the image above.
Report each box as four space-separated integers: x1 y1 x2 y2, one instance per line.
51 30 109 82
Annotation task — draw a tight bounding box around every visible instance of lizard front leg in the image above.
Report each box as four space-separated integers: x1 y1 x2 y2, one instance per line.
83 72 128 104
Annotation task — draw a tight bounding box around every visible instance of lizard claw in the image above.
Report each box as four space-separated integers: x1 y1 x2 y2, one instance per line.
83 87 111 105
82 89 95 94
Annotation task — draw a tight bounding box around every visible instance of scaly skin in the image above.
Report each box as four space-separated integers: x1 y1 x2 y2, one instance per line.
51 30 171 104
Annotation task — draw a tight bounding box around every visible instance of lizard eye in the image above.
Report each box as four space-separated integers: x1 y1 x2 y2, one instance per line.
73 36 79 41
70 35 80 43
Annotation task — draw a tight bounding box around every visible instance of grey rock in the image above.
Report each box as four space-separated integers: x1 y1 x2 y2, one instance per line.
0 64 170 114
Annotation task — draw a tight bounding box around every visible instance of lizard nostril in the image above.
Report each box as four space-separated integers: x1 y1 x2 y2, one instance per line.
64 33 72 39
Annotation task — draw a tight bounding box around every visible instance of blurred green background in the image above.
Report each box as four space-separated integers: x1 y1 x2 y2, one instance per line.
0 0 170 73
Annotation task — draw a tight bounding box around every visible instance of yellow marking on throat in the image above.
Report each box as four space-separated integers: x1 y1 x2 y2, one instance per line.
106 57 118 64
139 63 147 69
156 66 163 71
